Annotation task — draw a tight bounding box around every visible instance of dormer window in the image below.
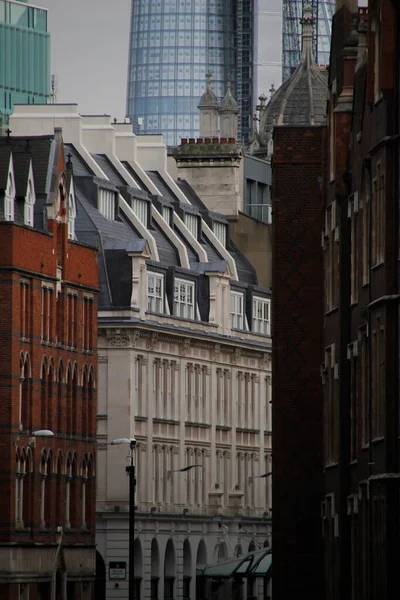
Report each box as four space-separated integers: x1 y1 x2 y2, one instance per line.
24 180 35 227
98 188 116 220
133 197 148 226
184 213 199 239
174 278 195 319
230 290 244 329
162 205 172 225
5 168 15 222
147 272 164 313
253 297 271 335
213 221 227 247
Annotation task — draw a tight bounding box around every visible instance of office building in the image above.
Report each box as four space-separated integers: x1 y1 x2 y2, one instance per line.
10 103 272 599
282 0 335 79
0 0 50 124
126 0 256 146
0 130 98 599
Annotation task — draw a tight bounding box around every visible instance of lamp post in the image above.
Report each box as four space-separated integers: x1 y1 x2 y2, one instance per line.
111 437 137 600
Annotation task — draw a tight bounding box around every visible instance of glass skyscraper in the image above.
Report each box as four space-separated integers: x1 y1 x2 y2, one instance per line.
282 0 335 80
126 0 255 146
0 0 50 122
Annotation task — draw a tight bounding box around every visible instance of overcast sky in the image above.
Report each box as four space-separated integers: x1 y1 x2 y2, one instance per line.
38 0 281 119
38 0 132 119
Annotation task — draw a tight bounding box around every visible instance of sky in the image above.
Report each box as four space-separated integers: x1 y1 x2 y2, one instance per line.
38 0 282 119
38 0 132 119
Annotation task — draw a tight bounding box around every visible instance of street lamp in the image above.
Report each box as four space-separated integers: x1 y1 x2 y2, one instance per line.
248 471 272 485
111 437 137 600
166 464 202 480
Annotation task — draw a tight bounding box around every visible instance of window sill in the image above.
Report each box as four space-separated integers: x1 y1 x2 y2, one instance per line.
153 417 179 425
237 427 260 434
216 425 232 431
185 421 211 429
371 436 384 444
83 348 94 355
20 336 29 343
324 307 339 317
135 416 148 422
41 340 52 347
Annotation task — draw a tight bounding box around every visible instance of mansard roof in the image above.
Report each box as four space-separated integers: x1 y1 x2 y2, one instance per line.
65 142 261 309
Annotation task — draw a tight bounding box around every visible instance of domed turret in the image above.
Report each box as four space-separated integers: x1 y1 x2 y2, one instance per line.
258 4 328 153
198 70 219 137
219 75 239 140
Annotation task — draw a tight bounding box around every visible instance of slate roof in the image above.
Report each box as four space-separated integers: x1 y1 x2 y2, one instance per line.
259 5 328 147
0 146 12 189
0 136 53 196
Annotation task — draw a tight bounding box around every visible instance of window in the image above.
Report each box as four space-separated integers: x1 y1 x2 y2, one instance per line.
162 205 172 225
253 297 271 335
372 164 385 266
5 168 15 221
67 293 78 348
324 202 339 311
230 291 244 329
213 221 227 247
133 197 148 226
24 180 35 226
20 280 30 340
349 193 359 303
41 285 53 342
371 319 385 439
184 213 198 238
98 188 115 220
348 342 358 460
323 346 339 464
82 296 93 351
68 192 76 239
174 278 195 319
147 273 164 313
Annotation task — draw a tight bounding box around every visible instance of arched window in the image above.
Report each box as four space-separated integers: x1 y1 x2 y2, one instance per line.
66 364 72 436
22 449 33 531
5 166 15 221
71 364 79 437
20 353 31 430
55 453 64 528
24 178 35 226
81 455 89 529
87 366 95 440
40 358 48 430
47 361 54 431
67 454 78 529
40 451 53 529
56 361 64 434
68 191 76 240
15 449 24 528
81 367 88 439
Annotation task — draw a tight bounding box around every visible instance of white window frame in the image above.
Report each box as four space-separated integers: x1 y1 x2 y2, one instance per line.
174 278 195 320
68 189 76 240
133 197 148 226
213 221 227 247
147 272 164 314
162 205 172 225
24 179 35 227
184 213 198 239
230 291 244 329
5 168 15 222
98 188 115 220
253 296 271 335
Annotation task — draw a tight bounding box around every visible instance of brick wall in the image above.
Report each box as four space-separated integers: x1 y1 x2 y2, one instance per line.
272 126 325 600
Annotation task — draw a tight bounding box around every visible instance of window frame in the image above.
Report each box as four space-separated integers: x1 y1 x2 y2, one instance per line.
98 188 116 220
147 272 164 314
230 290 244 330
132 196 148 226
173 277 195 320
184 212 199 239
213 221 227 247
252 296 271 335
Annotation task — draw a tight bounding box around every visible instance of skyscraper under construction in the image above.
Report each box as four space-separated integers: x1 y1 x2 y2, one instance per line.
282 0 335 80
126 0 255 145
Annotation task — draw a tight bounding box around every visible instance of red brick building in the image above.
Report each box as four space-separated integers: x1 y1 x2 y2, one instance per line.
322 1 400 599
0 131 98 600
